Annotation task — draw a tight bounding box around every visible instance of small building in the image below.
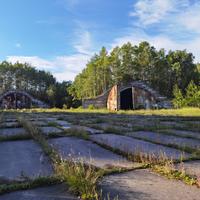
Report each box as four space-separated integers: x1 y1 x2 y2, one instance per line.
82 81 171 110
0 90 48 109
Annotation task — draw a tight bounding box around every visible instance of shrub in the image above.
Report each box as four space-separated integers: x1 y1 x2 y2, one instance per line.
88 104 95 110
185 80 200 107
172 84 185 108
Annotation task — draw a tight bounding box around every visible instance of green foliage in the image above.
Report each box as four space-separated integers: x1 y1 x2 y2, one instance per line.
172 84 185 108
173 81 200 108
185 80 200 107
88 104 95 110
0 61 56 102
56 161 101 199
0 62 79 108
69 42 199 99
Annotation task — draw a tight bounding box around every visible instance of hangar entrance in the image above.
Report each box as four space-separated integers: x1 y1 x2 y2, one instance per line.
120 88 133 110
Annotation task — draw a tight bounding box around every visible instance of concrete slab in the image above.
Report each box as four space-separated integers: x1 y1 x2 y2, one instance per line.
160 121 185 128
4 118 17 123
32 121 48 126
90 134 190 160
49 137 136 169
0 121 20 128
0 127 27 136
0 140 53 181
0 184 77 200
40 127 63 135
45 117 59 122
100 169 200 200
177 160 200 178
55 120 72 130
129 131 200 149
163 129 200 140
70 125 104 134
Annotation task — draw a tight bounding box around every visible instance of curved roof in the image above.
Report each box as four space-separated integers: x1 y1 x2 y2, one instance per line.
0 90 49 108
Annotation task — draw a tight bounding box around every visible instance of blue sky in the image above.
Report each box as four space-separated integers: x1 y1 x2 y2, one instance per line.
0 0 200 81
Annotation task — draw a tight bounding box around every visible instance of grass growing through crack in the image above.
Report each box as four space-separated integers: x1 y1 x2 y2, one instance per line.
0 176 60 195
63 127 90 140
56 160 102 199
92 139 200 187
0 134 31 142
17 116 116 199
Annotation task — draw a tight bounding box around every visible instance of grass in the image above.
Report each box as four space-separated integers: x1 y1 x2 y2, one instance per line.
9 107 200 117
56 160 102 199
0 176 60 195
63 127 90 140
152 160 199 186
91 138 200 187
2 110 200 198
17 116 118 199
0 134 31 142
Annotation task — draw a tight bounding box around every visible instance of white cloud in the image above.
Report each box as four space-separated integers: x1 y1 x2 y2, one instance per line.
130 0 190 26
130 0 173 26
6 54 90 82
178 2 200 33
15 43 22 48
111 28 200 62
74 30 93 55
111 0 199 62
7 56 55 70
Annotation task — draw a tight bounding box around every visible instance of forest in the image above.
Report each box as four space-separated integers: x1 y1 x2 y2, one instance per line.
69 42 200 102
0 61 79 108
0 41 199 108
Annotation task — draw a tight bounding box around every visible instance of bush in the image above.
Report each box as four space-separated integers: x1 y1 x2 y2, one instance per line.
172 85 185 108
88 104 95 110
185 80 200 107
173 81 200 108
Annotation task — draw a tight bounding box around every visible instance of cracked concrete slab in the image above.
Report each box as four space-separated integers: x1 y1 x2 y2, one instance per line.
100 169 200 200
0 140 53 181
40 127 63 135
0 127 27 136
177 160 200 178
129 131 200 149
90 134 191 160
0 121 20 128
55 120 72 130
49 137 136 169
0 184 77 200
70 125 104 134
162 129 200 140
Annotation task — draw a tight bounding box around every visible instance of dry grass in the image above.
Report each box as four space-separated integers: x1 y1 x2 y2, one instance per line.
17 115 117 199
26 107 200 117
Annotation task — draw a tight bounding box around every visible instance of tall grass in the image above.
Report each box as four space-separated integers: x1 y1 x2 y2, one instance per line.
17 116 114 199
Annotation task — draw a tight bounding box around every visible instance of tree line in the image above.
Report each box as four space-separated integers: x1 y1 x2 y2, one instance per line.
69 42 200 102
0 61 80 108
1 41 199 109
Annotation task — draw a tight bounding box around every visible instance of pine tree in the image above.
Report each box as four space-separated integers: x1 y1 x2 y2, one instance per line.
172 84 185 108
185 80 200 107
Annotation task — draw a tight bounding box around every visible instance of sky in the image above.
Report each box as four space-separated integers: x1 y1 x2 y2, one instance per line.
0 0 200 82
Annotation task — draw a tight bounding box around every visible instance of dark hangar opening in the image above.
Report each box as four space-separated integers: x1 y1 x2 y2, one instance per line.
120 88 133 110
